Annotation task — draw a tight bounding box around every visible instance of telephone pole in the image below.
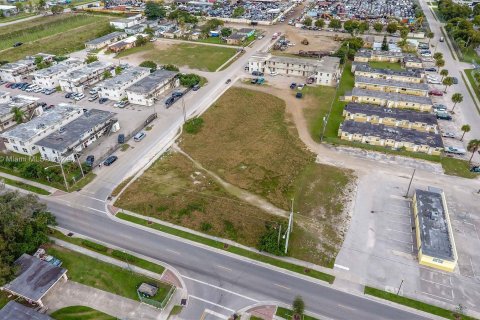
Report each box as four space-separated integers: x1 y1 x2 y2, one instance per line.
405 169 416 198
284 198 294 255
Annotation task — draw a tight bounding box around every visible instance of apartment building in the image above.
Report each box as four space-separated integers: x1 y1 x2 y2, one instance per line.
338 120 443 155
248 52 341 86
126 70 179 106
36 109 117 162
110 14 143 29
403 54 424 69
354 49 404 63
354 76 429 97
0 93 39 132
97 66 150 101
352 63 424 83
85 31 127 50
32 58 85 89
343 103 438 133
58 61 113 93
1 104 83 155
342 88 432 112
0 53 55 83
413 188 457 272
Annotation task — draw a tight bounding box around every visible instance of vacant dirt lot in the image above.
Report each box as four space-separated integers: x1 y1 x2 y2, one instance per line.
281 29 341 54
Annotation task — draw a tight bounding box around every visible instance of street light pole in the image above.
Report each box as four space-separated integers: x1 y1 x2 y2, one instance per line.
59 157 69 191
284 198 294 255
405 169 416 198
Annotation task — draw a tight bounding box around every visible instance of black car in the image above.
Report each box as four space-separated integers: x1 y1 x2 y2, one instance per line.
85 155 95 167
172 91 183 98
13 42 23 47
226 79 231 84
192 84 200 91
452 77 458 84
471 166 480 173
99 97 108 104
118 134 125 144
425 67 437 72
65 93 73 99
103 155 118 166
165 96 175 108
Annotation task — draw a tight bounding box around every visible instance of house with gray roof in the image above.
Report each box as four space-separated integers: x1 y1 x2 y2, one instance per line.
32 58 85 89
0 301 52 320
354 75 429 97
0 94 39 132
58 61 114 93
353 63 424 83
0 53 55 83
97 66 150 101
85 31 127 50
126 70 179 106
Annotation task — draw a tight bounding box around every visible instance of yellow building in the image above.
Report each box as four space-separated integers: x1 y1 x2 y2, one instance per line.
343 103 438 133
355 76 429 97
412 188 457 272
342 88 432 112
403 55 424 69
353 63 424 83
354 49 404 63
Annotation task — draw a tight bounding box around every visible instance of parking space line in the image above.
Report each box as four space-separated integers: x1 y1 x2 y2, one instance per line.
387 228 411 236
419 290 454 302
387 211 410 218
381 237 412 245
420 277 453 289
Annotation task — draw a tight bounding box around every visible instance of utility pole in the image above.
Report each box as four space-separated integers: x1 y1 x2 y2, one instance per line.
284 198 294 255
405 169 416 198
59 157 69 191
396 279 404 295
75 153 85 178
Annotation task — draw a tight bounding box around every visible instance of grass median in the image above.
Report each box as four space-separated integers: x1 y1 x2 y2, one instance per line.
116 212 335 284
51 306 116 320
0 176 50 195
364 286 477 320
276 307 319 320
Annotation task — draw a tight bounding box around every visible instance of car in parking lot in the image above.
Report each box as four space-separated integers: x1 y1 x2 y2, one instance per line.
433 103 447 112
429 89 443 96
452 77 458 84
428 78 441 84
252 71 264 76
116 100 130 108
65 92 73 99
74 93 85 101
436 112 452 120
103 155 118 166
192 84 200 91
85 155 95 167
172 91 183 98
134 131 146 142
444 146 466 155
99 97 108 104
118 133 125 144
33 87 43 93
88 95 98 102
442 132 455 138
289 82 296 89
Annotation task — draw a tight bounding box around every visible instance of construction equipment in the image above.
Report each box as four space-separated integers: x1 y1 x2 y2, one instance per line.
301 38 309 45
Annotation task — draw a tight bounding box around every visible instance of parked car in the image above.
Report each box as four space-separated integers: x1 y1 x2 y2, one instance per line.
116 100 129 108
99 97 108 104
192 84 200 91
65 93 73 99
470 166 480 173
34 87 43 93
103 155 118 166
289 82 296 89
439 36 445 42
117 134 125 144
452 77 458 84
436 112 452 120
5 83 13 88
444 146 466 155
134 131 146 142
85 155 95 167
429 89 443 96
13 42 23 47
165 96 175 108
442 132 455 138
172 91 183 98
225 79 231 84
270 71 278 76
88 95 98 102
74 93 85 101
89 88 99 95
433 103 447 111
296 92 303 99
252 71 264 76
428 79 442 84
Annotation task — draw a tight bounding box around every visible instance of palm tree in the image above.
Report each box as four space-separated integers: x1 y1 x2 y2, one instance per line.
467 139 480 164
435 59 445 71
442 76 454 93
461 124 471 141
427 31 434 44
433 52 443 61
12 107 24 124
292 296 305 320
440 69 449 81
451 93 463 111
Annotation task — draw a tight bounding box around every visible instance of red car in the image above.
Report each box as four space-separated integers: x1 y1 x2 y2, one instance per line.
429 89 443 96
5 83 12 88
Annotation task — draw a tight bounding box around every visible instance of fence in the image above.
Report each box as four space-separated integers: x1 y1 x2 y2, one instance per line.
137 285 176 309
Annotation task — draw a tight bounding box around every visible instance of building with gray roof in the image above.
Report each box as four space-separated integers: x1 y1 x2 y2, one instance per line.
338 120 443 155
126 70 179 106
59 61 113 93
97 66 150 101
33 58 85 89
355 76 429 97
0 53 55 83
1 103 83 155
0 94 39 132
1 254 67 307
36 109 117 163
353 63 424 83
0 301 52 320
413 188 457 272
85 31 127 50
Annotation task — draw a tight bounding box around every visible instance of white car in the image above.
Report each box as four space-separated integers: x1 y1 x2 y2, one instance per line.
74 93 85 101
442 132 456 138
33 87 43 93
26 85 37 92
428 79 442 84
270 71 278 76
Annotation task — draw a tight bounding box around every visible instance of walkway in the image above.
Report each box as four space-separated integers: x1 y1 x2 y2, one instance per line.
0 171 59 194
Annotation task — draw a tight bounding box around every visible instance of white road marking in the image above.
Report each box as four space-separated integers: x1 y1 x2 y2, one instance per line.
273 283 290 290
189 295 235 312
337 304 356 311
216 265 232 271
420 290 454 302
85 206 109 214
420 277 453 289
203 309 229 320
166 249 180 255
387 228 411 235
334 264 350 271
181 275 258 302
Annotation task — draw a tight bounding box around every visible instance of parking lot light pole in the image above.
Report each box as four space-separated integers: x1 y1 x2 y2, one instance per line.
405 169 416 198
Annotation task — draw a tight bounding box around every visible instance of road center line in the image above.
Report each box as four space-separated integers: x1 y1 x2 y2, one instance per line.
165 249 181 255
273 283 290 290
189 295 235 312
216 265 232 271
181 275 258 302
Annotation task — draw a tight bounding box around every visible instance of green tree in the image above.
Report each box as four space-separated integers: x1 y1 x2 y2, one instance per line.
303 16 312 27
51 4 63 14
144 27 154 37
15 2 24 12
292 296 305 320
135 35 148 47
400 27 409 39
329 18 342 30
381 35 389 51
315 18 325 29
474 3 480 16
427 31 434 44
358 21 369 34
179 73 201 87
343 19 359 35
433 52 443 61
139 60 157 72
451 92 463 111
220 27 232 37
373 22 383 33
85 55 98 64
386 22 398 34
103 70 112 79
258 222 285 256
115 66 123 75
145 1 165 20
473 15 480 26
467 139 480 163
435 58 445 71
460 124 471 141
442 76 454 92
232 6 245 18
38 0 46 11
440 69 449 80
12 107 24 124
163 64 179 71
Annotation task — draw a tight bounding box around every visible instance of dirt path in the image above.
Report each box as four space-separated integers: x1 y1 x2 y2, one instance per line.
172 144 290 218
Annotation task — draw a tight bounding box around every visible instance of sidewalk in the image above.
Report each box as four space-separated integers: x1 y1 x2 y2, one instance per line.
0 171 59 194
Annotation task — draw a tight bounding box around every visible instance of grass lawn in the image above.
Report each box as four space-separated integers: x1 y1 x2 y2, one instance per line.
1 176 50 195
460 47 480 65
120 42 237 72
51 306 116 320
276 307 319 320
368 61 404 70
0 14 114 61
47 245 172 302
196 37 225 45
0 292 9 309
50 229 166 274
463 69 480 109
300 85 337 142
364 287 476 320
0 12 37 24
111 176 133 196
116 212 335 283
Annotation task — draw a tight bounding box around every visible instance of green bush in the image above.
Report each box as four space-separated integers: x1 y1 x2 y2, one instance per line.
81 239 108 252
184 118 204 134
258 222 286 256
111 250 139 263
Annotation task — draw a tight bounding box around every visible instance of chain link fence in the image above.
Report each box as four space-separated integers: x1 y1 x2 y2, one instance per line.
137 285 176 309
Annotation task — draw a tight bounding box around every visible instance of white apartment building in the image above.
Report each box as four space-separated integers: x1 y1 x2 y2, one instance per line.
110 14 144 29
1 104 83 156
32 58 85 89
0 53 55 83
36 109 117 162
248 52 341 86
0 93 39 132
58 61 113 93
97 66 150 101
85 31 127 50
126 70 179 106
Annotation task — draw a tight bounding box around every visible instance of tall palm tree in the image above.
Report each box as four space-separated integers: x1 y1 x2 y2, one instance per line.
467 139 480 164
460 124 471 141
442 76 454 93
435 59 445 72
440 69 449 81
427 31 434 44
451 93 463 111
433 52 443 61
12 107 24 124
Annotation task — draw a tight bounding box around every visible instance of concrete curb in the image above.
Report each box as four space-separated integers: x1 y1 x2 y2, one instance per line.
0 171 58 194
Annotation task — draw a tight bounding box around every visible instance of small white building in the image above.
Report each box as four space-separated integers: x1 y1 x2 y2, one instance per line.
0 53 55 83
1 104 83 156
0 93 39 132
248 52 341 86
0 5 17 16
58 61 114 93
36 109 117 162
32 58 85 89
110 14 143 30
85 31 127 50
126 70 179 106
97 66 150 101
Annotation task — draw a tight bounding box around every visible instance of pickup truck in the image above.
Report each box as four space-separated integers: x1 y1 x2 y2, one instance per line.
444 146 466 155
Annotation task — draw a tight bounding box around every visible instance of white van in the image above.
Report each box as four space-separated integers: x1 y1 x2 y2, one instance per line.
134 131 146 142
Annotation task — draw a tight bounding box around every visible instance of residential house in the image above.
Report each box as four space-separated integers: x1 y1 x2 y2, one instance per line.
32 58 85 89
338 120 443 155
97 66 150 101
226 33 246 45
354 49 404 63
1 103 83 155
125 24 146 35
126 70 179 106
0 5 17 16
352 63 424 83
0 53 55 83
0 93 39 132
85 31 127 50
36 109 117 162
403 54 424 69
0 301 52 320
110 14 143 29
342 88 432 112
58 61 113 93
354 76 429 97
342 102 438 133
